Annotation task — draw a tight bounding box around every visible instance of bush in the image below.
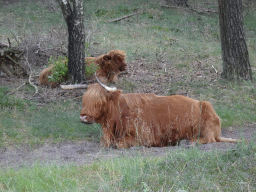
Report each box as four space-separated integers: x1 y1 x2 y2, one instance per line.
47 56 68 83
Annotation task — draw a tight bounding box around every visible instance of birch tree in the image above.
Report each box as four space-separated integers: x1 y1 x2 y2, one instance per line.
56 0 85 83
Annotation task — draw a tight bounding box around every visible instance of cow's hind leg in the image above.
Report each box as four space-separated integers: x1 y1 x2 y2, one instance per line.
193 101 221 144
191 134 216 144
190 121 218 144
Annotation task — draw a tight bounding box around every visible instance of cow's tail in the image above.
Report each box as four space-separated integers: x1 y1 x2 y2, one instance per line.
216 136 239 143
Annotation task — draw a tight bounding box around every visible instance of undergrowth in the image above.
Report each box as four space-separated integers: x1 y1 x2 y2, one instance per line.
47 56 68 83
85 61 99 78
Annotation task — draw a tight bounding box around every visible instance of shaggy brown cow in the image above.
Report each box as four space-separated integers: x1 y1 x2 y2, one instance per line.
39 49 127 88
80 76 239 148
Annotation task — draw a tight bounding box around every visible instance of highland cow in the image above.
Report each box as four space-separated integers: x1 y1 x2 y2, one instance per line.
39 50 127 88
80 75 238 148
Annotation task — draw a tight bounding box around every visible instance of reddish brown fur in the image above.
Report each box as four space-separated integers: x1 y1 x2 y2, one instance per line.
39 65 55 88
81 92 157 124
80 84 238 148
39 50 127 87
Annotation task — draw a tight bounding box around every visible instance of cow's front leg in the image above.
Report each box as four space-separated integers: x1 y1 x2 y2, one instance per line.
101 126 115 147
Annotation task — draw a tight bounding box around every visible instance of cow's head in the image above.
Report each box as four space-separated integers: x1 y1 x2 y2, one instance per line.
80 74 129 124
108 49 127 72
97 50 127 79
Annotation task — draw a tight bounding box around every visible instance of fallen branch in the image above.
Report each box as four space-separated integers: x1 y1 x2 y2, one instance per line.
60 84 88 89
7 38 11 47
107 12 142 23
0 42 9 48
190 7 218 14
8 69 39 96
6 55 23 67
24 47 38 96
211 65 218 74
29 71 38 96
211 65 219 79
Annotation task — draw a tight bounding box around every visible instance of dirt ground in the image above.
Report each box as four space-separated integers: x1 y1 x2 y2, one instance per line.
0 124 255 168
1 45 256 169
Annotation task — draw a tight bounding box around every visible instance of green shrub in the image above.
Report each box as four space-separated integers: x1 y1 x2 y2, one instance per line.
85 62 99 78
47 56 99 82
47 56 68 83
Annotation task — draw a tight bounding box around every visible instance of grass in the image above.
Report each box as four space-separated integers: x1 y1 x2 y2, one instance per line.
0 87 102 147
0 142 255 191
0 0 256 191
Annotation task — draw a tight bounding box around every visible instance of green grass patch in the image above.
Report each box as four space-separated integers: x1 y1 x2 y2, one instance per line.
0 87 26 109
0 142 255 191
0 0 64 44
0 87 101 147
30 101 102 141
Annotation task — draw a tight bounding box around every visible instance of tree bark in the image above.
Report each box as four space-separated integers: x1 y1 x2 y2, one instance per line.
218 0 252 80
56 0 85 83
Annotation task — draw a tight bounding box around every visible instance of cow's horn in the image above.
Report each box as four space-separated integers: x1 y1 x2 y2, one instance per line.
95 73 117 92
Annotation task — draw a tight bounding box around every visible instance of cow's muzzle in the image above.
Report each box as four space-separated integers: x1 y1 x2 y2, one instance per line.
80 115 94 124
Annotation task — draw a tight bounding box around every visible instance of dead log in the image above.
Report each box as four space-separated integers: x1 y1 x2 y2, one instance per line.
60 84 88 89
0 41 28 77
107 12 142 23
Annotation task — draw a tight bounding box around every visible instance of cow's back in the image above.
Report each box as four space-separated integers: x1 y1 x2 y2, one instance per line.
123 93 157 109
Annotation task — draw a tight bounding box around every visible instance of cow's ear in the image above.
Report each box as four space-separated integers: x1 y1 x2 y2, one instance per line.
103 55 111 61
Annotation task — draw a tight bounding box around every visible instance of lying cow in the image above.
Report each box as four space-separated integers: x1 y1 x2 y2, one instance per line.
39 49 127 88
80 76 238 148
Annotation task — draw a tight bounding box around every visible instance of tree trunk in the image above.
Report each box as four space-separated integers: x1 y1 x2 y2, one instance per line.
56 0 85 84
218 0 252 80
